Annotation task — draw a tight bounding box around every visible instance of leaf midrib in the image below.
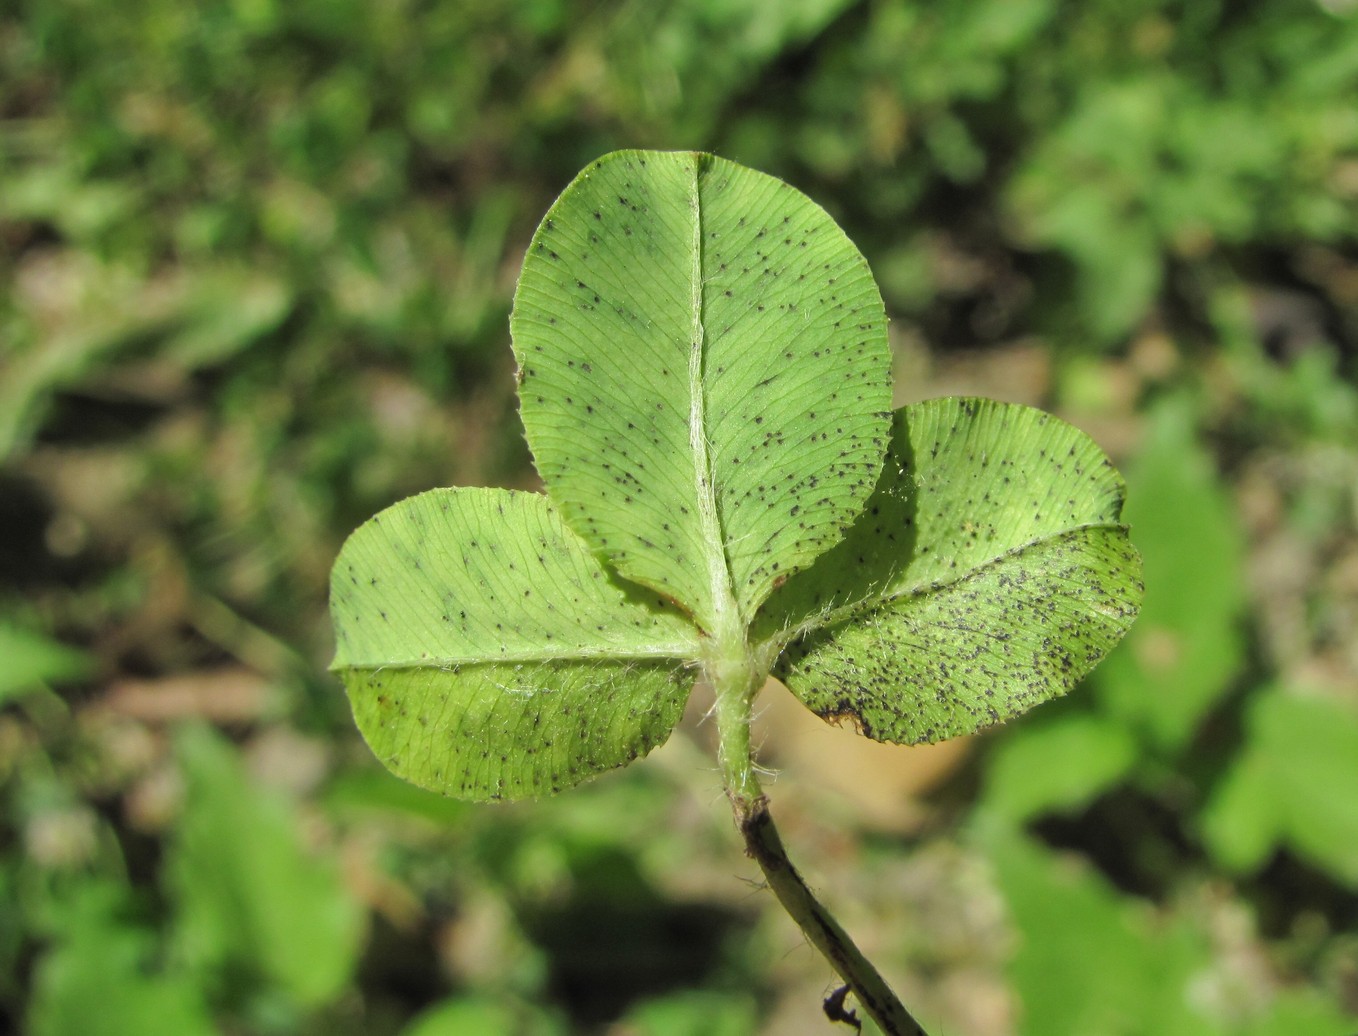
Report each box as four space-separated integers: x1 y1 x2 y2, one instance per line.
687 155 744 641
332 639 700 672
765 520 1130 653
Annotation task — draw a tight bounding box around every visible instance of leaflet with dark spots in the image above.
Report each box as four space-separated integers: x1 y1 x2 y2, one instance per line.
509 149 890 631
330 488 700 801
760 397 1141 745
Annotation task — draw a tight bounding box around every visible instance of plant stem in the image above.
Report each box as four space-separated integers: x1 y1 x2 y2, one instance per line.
709 654 931 1035
732 793 931 1036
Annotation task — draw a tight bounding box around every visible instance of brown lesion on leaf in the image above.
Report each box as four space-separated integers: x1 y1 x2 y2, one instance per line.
816 697 876 740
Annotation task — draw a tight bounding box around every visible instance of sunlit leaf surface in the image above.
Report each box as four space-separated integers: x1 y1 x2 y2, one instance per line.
331 488 699 799
511 150 891 630
763 398 1142 743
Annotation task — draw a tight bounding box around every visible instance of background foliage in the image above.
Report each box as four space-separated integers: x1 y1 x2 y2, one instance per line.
3 1 1358 1032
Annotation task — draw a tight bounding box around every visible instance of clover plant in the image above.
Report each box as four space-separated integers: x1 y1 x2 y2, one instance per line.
330 150 1143 1034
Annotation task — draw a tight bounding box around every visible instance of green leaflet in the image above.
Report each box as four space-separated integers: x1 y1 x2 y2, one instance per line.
511 150 891 633
343 662 692 801
759 398 1143 744
330 488 699 800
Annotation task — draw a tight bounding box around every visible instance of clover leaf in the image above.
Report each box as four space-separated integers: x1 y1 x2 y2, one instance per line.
329 149 1143 1035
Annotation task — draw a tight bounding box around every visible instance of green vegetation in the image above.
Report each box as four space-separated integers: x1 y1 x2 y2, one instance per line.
3 2 1358 1034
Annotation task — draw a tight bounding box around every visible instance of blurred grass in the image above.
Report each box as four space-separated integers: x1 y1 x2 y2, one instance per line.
2 1 1358 1033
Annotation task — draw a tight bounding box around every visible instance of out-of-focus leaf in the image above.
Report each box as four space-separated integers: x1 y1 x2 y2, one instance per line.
1200 687 1358 887
980 712 1139 821
0 260 291 459
1092 395 1246 750
598 0 858 137
166 271 293 368
620 990 759 1036
0 164 138 241
166 725 364 1007
28 882 216 1036
399 995 565 1036
0 263 172 460
323 766 471 826
1005 80 1170 343
977 823 1218 1036
1240 988 1358 1035
0 623 92 705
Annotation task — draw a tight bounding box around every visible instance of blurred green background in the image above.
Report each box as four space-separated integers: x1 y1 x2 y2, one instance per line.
3 1 1358 1033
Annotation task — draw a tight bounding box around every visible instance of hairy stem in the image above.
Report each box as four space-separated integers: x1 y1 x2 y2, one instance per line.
710 653 931 1035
